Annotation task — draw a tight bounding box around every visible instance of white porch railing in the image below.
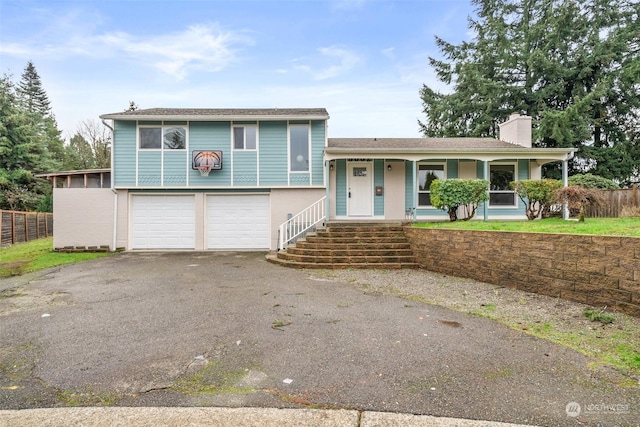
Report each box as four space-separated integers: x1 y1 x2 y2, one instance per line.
278 196 327 250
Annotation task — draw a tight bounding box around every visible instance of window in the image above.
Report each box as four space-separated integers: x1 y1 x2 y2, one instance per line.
489 163 516 206
139 126 186 150
163 127 186 149
418 164 445 206
353 167 367 177
289 125 309 172
139 127 161 149
233 125 257 150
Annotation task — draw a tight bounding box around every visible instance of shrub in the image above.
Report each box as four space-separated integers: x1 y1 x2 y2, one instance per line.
555 185 603 221
583 308 615 324
430 179 489 221
510 179 562 220
569 173 619 190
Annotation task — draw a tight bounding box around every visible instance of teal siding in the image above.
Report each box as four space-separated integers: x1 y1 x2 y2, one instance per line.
518 159 530 180
476 161 486 179
113 118 327 189
113 121 136 186
415 208 449 218
374 160 384 216
290 173 311 185
233 151 257 186
163 151 187 186
447 159 459 178
336 159 347 216
486 202 527 218
189 122 231 186
259 121 288 185
311 121 325 186
138 151 161 186
405 161 414 211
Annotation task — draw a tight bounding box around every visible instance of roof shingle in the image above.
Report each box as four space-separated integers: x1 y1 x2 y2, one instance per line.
100 107 329 120
327 137 522 150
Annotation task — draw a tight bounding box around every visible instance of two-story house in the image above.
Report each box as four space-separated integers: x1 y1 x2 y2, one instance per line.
45 108 575 251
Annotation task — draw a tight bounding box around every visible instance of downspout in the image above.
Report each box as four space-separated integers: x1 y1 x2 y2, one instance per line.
111 189 118 251
101 119 118 251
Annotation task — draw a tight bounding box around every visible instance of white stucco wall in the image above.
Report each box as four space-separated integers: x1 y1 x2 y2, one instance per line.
53 188 115 249
384 161 406 219
270 188 326 250
115 190 128 250
458 160 477 179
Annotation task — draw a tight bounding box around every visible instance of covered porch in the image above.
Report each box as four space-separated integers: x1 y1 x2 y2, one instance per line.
323 138 576 222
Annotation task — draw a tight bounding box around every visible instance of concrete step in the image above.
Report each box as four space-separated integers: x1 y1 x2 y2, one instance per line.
266 253 419 270
286 247 415 257
276 252 416 265
294 241 412 250
272 221 417 270
309 232 407 241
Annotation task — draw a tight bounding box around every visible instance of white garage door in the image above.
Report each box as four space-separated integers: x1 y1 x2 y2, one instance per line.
132 195 195 249
207 194 270 249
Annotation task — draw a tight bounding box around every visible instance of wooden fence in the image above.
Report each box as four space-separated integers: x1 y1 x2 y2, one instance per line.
1 210 53 247
585 185 640 218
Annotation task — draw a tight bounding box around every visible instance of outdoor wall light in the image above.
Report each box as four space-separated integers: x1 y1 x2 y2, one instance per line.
387 164 392 172
330 163 334 171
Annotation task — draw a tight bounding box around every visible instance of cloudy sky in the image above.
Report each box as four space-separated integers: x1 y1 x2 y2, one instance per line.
0 0 475 139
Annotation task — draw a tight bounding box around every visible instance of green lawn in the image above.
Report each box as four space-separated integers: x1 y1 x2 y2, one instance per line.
0 238 112 278
414 217 640 237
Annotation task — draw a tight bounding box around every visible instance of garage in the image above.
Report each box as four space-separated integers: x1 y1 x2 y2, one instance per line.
207 194 270 249
131 195 196 249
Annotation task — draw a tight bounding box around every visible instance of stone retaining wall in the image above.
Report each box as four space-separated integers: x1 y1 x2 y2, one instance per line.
405 227 640 317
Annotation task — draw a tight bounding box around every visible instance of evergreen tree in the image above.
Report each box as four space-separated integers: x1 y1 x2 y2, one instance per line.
17 61 52 116
0 75 52 211
420 0 640 183
64 133 96 170
15 61 65 172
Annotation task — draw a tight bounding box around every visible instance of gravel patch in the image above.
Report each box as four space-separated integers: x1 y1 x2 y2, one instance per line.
310 268 640 383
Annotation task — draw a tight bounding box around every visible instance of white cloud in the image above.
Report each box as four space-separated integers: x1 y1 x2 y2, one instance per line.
1 16 253 80
381 47 395 59
292 46 361 80
101 24 252 80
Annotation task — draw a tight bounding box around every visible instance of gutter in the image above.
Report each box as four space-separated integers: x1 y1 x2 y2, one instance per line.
99 114 330 122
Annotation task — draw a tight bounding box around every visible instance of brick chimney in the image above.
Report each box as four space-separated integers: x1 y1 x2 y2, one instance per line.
498 113 532 148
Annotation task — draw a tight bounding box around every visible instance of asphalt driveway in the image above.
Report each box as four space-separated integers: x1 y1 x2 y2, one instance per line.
0 252 636 426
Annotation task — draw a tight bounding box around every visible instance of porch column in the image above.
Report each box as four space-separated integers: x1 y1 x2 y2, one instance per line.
325 161 331 222
412 161 417 221
483 161 489 221
562 159 569 220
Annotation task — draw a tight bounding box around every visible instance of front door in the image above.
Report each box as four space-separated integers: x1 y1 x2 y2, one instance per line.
348 162 373 216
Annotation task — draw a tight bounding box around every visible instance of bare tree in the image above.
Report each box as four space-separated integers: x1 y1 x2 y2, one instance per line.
74 119 111 168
